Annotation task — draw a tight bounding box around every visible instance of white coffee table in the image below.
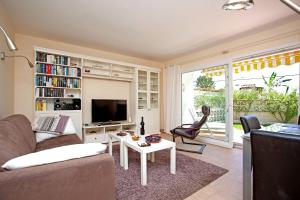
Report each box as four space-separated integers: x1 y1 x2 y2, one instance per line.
108 132 131 167
123 138 176 186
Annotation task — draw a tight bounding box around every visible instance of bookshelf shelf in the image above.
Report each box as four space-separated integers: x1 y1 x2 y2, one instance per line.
35 86 81 90
36 61 81 69
35 73 81 79
35 97 80 99
34 50 82 112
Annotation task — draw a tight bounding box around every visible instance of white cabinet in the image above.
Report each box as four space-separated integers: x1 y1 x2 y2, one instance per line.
136 67 160 135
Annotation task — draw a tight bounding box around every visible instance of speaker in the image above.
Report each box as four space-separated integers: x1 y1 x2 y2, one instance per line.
54 99 61 110
73 99 81 110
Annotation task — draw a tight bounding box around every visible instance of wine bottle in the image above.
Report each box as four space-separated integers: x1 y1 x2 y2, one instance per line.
140 117 145 135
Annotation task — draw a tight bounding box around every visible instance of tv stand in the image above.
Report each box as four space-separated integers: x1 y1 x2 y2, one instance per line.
82 122 136 143
97 121 121 126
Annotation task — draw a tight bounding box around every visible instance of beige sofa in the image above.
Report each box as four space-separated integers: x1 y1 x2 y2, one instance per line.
0 114 115 200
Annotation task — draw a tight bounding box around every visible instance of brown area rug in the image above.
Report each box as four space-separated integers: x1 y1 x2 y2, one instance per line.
112 147 228 200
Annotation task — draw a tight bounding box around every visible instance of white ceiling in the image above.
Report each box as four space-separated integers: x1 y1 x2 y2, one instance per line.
0 0 297 61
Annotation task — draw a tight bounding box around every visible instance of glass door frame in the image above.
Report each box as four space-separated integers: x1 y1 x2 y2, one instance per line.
180 60 234 148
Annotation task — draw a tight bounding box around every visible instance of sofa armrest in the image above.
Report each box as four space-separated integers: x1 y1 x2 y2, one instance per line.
0 153 115 200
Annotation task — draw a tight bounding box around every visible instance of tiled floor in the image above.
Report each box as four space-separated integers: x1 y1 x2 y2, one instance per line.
163 134 243 200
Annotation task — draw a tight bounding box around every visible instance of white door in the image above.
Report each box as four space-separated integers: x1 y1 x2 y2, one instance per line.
181 64 233 148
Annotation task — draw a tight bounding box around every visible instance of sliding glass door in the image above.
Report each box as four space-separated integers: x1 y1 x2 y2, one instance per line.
181 64 232 147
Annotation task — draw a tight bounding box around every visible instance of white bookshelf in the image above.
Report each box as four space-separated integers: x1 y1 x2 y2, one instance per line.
34 48 83 139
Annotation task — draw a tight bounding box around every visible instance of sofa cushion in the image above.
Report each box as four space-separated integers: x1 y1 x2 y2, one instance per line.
2 143 107 170
35 134 82 152
0 115 36 167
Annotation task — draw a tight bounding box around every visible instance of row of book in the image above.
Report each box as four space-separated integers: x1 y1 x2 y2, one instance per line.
36 52 70 65
36 100 47 111
36 76 81 88
36 63 81 77
36 88 64 98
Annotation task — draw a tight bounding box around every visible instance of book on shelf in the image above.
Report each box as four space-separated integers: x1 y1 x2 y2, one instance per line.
36 63 81 77
35 76 81 88
35 88 64 98
36 52 70 65
35 100 47 111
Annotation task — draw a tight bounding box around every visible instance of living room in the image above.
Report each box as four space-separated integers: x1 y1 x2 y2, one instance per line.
0 1 300 200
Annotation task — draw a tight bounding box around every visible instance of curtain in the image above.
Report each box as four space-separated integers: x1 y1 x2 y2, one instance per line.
163 65 182 132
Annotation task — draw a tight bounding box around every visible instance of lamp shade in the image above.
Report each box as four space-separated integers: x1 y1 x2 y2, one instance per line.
0 26 18 51
223 0 254 10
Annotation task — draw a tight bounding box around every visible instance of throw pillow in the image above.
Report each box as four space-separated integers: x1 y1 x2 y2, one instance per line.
184 121 200 136
2 143 107 170
35 117 77 143
32 115 70 134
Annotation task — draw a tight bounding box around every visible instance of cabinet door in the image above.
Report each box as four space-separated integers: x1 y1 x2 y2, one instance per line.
137 70 148 110
148 109 160 134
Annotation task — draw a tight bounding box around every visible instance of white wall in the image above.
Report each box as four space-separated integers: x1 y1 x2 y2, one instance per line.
82 78 131 124
0 2 15 118
166 18 300 69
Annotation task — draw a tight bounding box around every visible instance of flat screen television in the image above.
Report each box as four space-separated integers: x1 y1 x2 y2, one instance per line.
92 99 127 123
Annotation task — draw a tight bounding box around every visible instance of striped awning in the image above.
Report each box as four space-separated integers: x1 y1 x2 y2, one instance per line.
233 49 300 74
203 65 226 77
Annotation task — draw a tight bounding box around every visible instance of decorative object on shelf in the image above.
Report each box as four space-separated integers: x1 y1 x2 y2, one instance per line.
222 0 254 10
281 0 300 14
0 26 34 68
140 117 145 135
145 134 161 144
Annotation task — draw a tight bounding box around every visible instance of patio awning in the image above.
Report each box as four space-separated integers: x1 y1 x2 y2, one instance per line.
203 65 226 77
233 49 300 74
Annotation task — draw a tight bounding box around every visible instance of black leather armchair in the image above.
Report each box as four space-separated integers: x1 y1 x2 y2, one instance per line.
170 105 210 154
251 130 300 200
240 115 261 134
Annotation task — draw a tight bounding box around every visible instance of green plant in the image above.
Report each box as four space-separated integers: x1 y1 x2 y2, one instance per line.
263 90 298 123
262 72 291 94
233 90 260 113
194 91 225 109
195 75 215 89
